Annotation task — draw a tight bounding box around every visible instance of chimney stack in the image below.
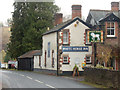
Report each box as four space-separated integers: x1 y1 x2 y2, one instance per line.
54 13 63 26
111 2 119 12
72 5 82 19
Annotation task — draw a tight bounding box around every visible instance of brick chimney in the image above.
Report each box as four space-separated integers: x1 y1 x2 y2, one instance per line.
72 5 82 19
111 2 119 12
54 13 63 26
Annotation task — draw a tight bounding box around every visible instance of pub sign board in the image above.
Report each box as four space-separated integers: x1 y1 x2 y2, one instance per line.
87 31 103 43
62 46 89 52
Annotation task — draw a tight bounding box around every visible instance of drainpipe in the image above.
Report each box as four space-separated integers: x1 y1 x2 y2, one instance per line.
57 31 59 75
94 43 97 66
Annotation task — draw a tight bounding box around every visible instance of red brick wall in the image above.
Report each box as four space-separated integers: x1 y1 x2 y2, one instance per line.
54 13 63 26
72 5 82 19
104 22 119 46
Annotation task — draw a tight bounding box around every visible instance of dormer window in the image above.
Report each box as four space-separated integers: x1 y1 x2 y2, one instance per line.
107 22 115 37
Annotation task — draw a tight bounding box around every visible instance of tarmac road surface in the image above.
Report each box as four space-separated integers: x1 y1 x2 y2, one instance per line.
0 69 98 89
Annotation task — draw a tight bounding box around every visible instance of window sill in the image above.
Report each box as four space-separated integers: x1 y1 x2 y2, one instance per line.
63 63 69 64
106 37 117 39
107 35 115 37
63 44 70 46
85 43 92 46
86 62 92 64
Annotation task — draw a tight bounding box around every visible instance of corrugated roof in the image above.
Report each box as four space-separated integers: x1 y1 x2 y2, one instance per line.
18 50 41 59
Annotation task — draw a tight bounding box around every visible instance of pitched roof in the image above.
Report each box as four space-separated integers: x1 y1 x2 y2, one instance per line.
99 13 120 22
18 50 41 59
86 9 111 24
43 17 92 35
86 9 120 25
33 50 42 56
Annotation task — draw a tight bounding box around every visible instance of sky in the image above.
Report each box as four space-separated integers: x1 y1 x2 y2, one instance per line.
0 0 120 25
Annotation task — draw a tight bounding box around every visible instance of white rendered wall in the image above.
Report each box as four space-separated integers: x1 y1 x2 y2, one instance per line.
42 32 57 70
60 20 92 71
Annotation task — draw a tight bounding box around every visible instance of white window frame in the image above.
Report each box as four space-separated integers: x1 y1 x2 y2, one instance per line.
107 22 115 37
63 56 69 64
86 56 91 64
63 31 69 44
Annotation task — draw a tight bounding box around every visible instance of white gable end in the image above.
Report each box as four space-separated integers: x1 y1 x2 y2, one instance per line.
64 20 89 46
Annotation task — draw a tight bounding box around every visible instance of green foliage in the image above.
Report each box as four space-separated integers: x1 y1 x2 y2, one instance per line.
95 64 113 70
7 2 59 59
95 64 104 69
73 64 78 71
4 53 12 63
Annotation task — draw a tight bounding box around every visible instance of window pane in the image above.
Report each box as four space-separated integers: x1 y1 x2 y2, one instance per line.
64 57 67 60
107 22 110 28
86 56 91 63
111 29 114 35
111 22 114 28
63 57 68 63
63 32 68 43
107 29 110 35
86 57 90 60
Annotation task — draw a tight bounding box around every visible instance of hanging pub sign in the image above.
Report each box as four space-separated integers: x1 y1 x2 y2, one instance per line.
87 31 103 43
62 46 89 52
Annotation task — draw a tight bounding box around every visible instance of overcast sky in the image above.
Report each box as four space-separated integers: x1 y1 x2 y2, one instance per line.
0 0 120 25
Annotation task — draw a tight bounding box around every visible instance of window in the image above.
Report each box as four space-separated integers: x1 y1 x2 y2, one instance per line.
86 56 91 64
39 56 41 67
63 31 69 44
45 50 47 67
48 42 50 58
63 56 69 64
52 50 54 68
107 22 115 37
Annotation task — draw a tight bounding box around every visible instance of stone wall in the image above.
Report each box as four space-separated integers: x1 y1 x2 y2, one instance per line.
84 67 120 89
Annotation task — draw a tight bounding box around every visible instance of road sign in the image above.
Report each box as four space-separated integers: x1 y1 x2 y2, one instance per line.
87 31 103 43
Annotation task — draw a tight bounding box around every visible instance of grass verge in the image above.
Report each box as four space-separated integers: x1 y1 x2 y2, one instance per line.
80 81 108 88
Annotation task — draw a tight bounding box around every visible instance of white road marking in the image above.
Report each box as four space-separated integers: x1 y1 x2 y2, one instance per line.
45 84 55 88
35 80 43 83
19 74 25 77
1 71 12 73
26 76 32 80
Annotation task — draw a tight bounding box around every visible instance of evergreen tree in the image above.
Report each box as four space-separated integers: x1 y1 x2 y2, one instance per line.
7 2 59 59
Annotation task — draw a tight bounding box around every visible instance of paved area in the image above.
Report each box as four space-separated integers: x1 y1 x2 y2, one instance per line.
0 69 98 89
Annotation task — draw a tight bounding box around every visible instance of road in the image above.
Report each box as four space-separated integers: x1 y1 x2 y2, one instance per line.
0 69 98 89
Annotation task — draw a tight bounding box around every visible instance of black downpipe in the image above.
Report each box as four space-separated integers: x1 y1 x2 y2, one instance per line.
94 43 97 66
57 32 59 75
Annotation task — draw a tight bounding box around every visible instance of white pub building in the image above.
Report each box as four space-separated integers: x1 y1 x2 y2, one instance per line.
41 5 92 75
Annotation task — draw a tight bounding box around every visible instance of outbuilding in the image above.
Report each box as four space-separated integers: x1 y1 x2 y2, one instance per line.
18 50 41 71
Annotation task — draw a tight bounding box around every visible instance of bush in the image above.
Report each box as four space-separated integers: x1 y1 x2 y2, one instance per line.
95 64 113 70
